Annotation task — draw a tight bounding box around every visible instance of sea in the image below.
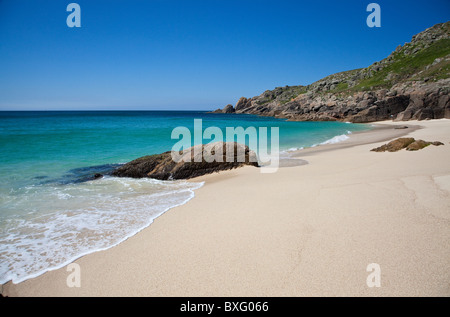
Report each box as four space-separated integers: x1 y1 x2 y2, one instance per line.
0 111 370 283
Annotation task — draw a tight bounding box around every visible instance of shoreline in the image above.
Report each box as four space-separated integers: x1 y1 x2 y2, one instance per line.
290 121 421 157
2 119 449 296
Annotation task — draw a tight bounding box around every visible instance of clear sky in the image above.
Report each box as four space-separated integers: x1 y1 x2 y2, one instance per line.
0 0 449 111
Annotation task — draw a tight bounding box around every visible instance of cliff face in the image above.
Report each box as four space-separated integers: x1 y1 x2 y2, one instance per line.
213 22 450 123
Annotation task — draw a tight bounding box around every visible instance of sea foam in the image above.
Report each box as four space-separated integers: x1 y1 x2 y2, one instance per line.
319 132 351 145
0 177 203 284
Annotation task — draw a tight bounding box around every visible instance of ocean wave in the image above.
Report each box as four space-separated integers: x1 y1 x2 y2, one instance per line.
0 177 203 284
319 133 350 145
309 130 352 147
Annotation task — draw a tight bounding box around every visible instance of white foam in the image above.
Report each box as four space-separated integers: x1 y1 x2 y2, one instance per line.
310 130 353 147
319 134 350 145
0 177 204 284
287 147 304 152
281 130 353 156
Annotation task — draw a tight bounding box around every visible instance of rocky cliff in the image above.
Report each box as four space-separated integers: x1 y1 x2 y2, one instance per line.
212 22 450 123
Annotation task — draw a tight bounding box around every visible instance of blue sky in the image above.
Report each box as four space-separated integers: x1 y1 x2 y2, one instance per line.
0 0 449 110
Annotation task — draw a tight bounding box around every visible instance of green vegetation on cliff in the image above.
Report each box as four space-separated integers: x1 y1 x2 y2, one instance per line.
354 38 450 91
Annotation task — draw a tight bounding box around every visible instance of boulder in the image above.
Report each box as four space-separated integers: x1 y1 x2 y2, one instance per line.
445 106 450 119
112 142 259 180
386 95 410 114
395 109 413 121
371 138 444 152
414 108 434 120
371 138 415 152
406 140 431 151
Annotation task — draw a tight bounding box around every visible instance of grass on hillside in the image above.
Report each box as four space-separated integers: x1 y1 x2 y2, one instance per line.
352 38 450 91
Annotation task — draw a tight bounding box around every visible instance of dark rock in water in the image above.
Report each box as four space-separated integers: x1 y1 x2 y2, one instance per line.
371 138 444 152
67 164 120 183
112 142 258 180
394 126 409 129
41 164 120 185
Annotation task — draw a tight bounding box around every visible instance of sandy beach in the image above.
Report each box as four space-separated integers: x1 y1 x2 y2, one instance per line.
2 119 449 297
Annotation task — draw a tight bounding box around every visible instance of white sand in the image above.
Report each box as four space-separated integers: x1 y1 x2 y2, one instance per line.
2 119 450 297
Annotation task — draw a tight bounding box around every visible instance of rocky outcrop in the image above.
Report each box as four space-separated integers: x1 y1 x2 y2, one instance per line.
212 22 450 123
371 138 444 152
406 140 444 151
371 138 415 152
235 97 252 111
112 142 258 180
223 104 235 113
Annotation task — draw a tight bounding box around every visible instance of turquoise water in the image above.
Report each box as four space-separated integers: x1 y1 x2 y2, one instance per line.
0 111 369 283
